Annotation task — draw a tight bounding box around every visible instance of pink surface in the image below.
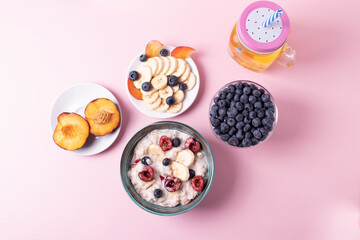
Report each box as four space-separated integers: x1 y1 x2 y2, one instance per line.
0 0 359 239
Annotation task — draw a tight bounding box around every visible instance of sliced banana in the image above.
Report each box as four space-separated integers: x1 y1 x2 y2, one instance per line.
144 96 161 109
175 149 195 167
141 87 157 96
151 75 168 90
159 86 173 99
155 98 170 112
142 90 159 103
184 72 196 91
167 102 182 114
159 56 170 75
147 144 165 160
145 57 158 76
179 63 191 82
171 85 179 93
171 161 190 181
173 90 185 104
173 59 187 77
165 56 178 76
153 57 164 76
133 66 152 89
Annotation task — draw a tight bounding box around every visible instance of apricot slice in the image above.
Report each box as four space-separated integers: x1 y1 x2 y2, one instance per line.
128 78 143 100
53 113 90 151
85 98 120 136
171 46 195 59
145 40 164 57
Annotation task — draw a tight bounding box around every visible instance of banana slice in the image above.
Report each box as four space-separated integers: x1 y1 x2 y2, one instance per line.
141 87 157 96
159 57 170 75
171 85 179 93
173 90 185 104
165 56 178 76
175 149 194 167
173 59 187 77
179 63 191 82
143 90 159 103
167 102 182 114
147 144 165 161
153 57 164 76
145 95 161 109
171 161 190 181
184 72 196 91
155 98 170 112
133 66 152 89
151 75 167 90
143 179 156 189
159 86 173 99
145 57 158 76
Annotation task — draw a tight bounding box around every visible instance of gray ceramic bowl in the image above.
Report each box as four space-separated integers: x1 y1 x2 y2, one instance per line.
120 121 215 215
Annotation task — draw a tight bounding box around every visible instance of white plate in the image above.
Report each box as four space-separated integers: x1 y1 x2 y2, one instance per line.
50 83 122 155
126 46 200 118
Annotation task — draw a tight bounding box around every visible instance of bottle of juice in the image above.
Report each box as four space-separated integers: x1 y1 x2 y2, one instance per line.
228 1 296 72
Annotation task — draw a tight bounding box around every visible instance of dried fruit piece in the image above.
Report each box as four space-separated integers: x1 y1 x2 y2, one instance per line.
138 166 154 182
85 98 120 136
184 137 201 153
159 136 173 151
128 78 143 100
164 175 181 192
134 159 141 163
145 40 164 57
53 113 89 151
171 46 195 59
191 176 205 192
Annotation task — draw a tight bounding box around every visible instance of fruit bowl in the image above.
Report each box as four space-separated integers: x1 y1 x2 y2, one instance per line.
120 121 215 215
209 80 278 148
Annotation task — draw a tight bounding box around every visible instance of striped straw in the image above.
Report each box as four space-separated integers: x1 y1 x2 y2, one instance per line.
262 9 283 28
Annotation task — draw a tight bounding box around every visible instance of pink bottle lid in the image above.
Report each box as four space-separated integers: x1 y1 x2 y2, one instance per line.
237 1 290 53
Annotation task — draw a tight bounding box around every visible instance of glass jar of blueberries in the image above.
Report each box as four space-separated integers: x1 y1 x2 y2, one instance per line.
209 80 278 148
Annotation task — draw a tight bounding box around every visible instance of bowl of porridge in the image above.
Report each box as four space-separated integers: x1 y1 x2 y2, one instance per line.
120 121 215 215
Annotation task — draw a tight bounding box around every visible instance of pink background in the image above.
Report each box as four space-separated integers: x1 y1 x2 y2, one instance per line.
0 0 359 239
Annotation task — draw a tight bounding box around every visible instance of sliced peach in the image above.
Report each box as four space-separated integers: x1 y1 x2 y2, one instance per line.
53 113 89 151
145 40 164 57
128 78 143 100
171 46 195 59
85 98 120 136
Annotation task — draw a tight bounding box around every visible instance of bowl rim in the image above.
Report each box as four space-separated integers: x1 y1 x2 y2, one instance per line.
120 121 215 216
209 80 278 148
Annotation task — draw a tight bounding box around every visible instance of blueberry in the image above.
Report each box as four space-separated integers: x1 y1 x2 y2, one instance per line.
218 108 227 117
220 134 230 141
141 82 152 91
226 93 234 101
214 97 220 104
228 127 237 136
229 101 236 108
244 116 251 124
244 103 253 111
259 89 265 94
210 108 218 117
141 156 151 165
243 86 251 95
167 75 179 87
253 129 262 139
235 102 244 111
235 113 244 122
243 124 251 132
219 91 227 99
240 94 248 103
172 138 181 147
228 136 239 146
166 96 176 105
162 158 170 166
235 88 242 94
189 169 195 179
259 128 268 136
242 110 249 117
211 117 221 127
236 130 244 140
264 124 273 131
254 101 263 109
242 82 249 88
129 71 139 81
264 101 274 109
220 122 230 133
245 132 252 139
227 118 236 127
261 93 270 102
251 138 259 146
235 82 243 89
242 138 252 147
265 109 274 118
233 94 240 101
252 89 261 97
262 118 273 127
227 107 238 118
154 189 163 198
257 109 265 118
250 84 256 90
249 111 257 119
160 49 169 56
217 100 227 108
249 95 257 104
228 85 236 93
179 83 187 91
139 54 148 62
213 127 221 135
252 118 261 127
236 121 245 130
